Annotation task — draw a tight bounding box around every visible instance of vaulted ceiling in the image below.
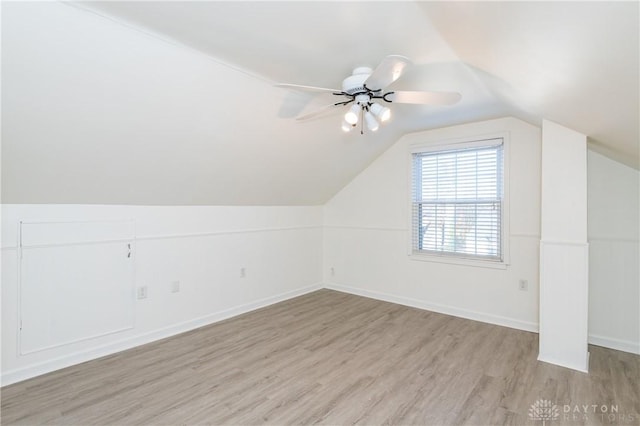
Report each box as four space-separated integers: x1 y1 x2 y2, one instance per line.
2 1 638 205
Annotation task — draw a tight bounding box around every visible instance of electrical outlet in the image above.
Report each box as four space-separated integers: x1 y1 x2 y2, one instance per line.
240 267 246 278
171 281 180 293
137 286 148 299
519 279 528 291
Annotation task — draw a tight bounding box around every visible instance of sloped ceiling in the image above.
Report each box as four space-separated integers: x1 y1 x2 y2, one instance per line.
2 1 638 206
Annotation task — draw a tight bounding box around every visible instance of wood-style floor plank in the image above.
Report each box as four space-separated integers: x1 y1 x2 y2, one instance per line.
1 289 638 425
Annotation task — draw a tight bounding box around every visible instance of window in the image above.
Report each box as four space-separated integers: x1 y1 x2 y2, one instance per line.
411 138 504 262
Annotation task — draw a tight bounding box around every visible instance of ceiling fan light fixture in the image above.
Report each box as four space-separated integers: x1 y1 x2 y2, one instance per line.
364 111 379 132
370 102 391 122
277 55 462 135
344 104 360 125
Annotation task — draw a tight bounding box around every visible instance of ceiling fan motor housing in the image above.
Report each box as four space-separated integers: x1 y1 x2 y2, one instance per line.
341 67 373 95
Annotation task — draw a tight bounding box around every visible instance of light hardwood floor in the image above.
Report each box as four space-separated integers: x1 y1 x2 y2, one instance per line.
2 289 639 425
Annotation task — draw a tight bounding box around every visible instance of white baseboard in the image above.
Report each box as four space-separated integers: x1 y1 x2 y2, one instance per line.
537 353 589 373
324 283 539 333
325 283 640 356
4 282 636 386
588 333 640 355
1 283 323 386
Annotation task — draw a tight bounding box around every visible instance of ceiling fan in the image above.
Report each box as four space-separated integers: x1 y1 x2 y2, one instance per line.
276 55 462 134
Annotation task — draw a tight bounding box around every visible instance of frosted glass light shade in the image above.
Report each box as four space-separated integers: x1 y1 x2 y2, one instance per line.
344 104 360 125
364 111 379 131
370 102 391 122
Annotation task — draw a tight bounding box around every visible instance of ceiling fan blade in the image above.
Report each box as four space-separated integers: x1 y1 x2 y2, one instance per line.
275 83 341 94
387 90 462 105
296 103 345 121
364 55 413 90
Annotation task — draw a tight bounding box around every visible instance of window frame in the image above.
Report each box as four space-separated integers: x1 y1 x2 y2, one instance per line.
408 133 510 269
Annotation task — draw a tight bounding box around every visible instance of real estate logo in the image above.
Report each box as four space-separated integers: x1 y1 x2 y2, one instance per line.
529 399 560 425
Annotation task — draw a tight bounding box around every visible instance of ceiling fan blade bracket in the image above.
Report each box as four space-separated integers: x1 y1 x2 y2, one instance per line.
362 84 382 94
368 91 394 103
334 99 355 107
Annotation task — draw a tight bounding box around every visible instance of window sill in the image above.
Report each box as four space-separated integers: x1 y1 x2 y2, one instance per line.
409 252 509 270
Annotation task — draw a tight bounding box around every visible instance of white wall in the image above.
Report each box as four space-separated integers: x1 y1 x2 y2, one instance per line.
538 120 589 372
1 204 323 385
588 151 640 354
2 1 400 206
323 116 639 356
324 118 542 331
2 127 637 388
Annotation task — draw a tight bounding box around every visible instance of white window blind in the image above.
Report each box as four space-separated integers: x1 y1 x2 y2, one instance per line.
412 139 504 261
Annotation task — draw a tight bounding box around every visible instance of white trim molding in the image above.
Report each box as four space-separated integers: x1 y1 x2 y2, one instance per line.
588 334 640 355
407 132 512 269
1 283 323 386
538 240 590 373
325 282 538 333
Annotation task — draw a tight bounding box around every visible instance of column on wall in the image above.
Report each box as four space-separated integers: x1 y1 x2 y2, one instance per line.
538 120 589 372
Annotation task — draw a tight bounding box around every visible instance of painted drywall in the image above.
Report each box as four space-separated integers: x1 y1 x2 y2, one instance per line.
588 151 640 354
1 204 323 385
1 1 400 206
421 2 639 169
540 122 588 243
538 120 589 372
324 118 542 331
80 1 640 168
323 116 639 355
